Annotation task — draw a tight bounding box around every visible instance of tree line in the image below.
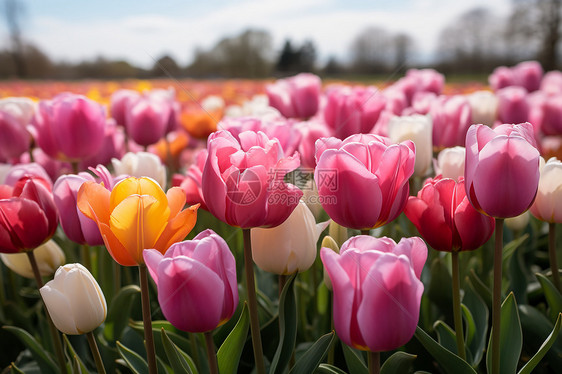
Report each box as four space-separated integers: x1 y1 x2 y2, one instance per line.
1 0 561 79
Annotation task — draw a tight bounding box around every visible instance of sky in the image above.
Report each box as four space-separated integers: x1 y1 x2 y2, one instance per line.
3 0 513 69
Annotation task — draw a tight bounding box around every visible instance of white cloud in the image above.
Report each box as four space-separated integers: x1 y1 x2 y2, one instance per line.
25 0 513 68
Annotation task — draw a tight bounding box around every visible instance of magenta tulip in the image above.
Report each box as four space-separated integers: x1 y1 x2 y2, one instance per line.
266 73 322 119
110 89 141 126
538 94 562 136
202 130 302 228
513 60 543 93
314 134 415 230
0 111 31 162
0 176 58 253
324 86 386 139
53 174 104 246
321 235 426 352
125 96 170 146
497 86 530 124
489 66 515 92
31 93 106 162
405 176 495 251
4 163 53 188
465 123 540 218
429 95 472 149
80 118 126 170
143 229 238 332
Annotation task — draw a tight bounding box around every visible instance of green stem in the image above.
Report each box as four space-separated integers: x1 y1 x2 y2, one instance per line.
491 218 504 374
327 291 335 365
451 251 466 360
81 244 92 272
26 251 68 374
549 223 561 292
86 331 107 374
71 161 79 174
113 261 121 295
242 228 266 374
189 333 201 368
204 331 218 374
368 351 380 374
139 265 157 374
279 274 287 297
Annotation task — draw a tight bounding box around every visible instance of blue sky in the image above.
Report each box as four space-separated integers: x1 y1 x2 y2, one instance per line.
4 0 512 68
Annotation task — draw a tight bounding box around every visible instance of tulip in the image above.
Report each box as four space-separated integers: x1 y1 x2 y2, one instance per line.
125 96 171 147
251 201 330 274
395 69 444 104
77 176 199 266
0 176 58 253
19 149 72 182
143 229 238 332
0 110 31 161
324 86 386 139
514 60 543 92
202 130 302 228
110 89 141 126
224 94 281 120
321 235 339 290
53 174 104 246
466 90 498 126
496 86 530 124
530 157 562 223
174 148 208 210
321 235 426 352
465 123 540 218
40 263 106 335
541 70 562 95
1 240 65 279
538 95 562 136
433 146 466 180
81 119 126 170
266 73 322 119
112 151 167 189
405 176 495 252
489 66 515 91
314 134 415 230
387 114 432 177
410 91 437 115
30 93 107 162
0 97 36 127
295 120 332 169
505 211 530 232
4 162 53 188
429 95 472 149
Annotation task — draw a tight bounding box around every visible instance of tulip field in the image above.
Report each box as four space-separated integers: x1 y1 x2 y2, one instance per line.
1 61 562 374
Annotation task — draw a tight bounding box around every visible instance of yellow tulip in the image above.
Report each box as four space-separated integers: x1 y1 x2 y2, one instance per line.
77 177 199 266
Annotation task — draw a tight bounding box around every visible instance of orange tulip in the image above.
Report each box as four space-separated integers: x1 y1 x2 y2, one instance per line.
77 177 199 266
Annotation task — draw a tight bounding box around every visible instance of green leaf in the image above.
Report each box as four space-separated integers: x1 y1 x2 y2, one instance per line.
463 276 488 367
468 270 492 310
427 257 453 316
341 344 368 374
104 285 140 342
3 326 58 374
518 305 562 369
9 363 26 374
461 305 476 348
129 320 194 360
316 363 348 374
289 332 335 374
161 328 193 374
316 283 330 316
433 321 458 355
414 326 477 374
217 302 249 374
536 273 562 323
270 274 298 374
116 341 148 374
518 313 562 374
380 351 416 374
486 293 522 374
62 335 90 374
501 234 529 269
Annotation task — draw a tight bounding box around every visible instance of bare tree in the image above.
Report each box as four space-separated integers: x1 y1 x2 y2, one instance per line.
3 0 26 77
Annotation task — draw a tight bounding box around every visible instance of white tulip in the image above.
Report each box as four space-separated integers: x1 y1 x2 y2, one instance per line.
40 263 107 335
0 97 36 127
112 151 167 189
251 201 330 275
505 211 531 231
0 240 65 279
466 90 498 126
387 114 433 177
434 146 466 180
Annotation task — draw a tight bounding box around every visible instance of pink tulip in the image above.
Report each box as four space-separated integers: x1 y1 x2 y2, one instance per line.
30 93 106 162
540 71 562 95
295 120 332 169
321 235 426 352
143 229 238 332
266 73 322 119
53 174 104 246
429 95 472 149
202 130 303 228
465 123 540 218
19 149 72 182
0 176 58 253
324 86 386 139
80 118 126 170
382 87 408 115
125 96 171 146
314 134 415 230
174 148 208 210
405 176 495 251
110 89 141 126
513 60 543 93
538 94 562 136
4 163 53 188
0 111 31 161
497 87 530 124
410 91 437 115
489 66 515 92
396 69 444 104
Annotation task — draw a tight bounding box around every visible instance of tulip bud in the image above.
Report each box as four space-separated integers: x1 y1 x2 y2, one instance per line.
321 235 339 290
329 221 348 248
0 240 65 279
505 211 531 232
40 263 107 335
112 151 167 189
433 146 465 180
387 114 432 177
251 201 330 274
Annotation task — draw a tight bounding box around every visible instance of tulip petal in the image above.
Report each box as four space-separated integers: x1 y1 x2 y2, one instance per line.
77 181 111 225
0 198 49 252
97 222 138 266
110 177 168 211
40 286 79 334
166 187 187 218
154 203 199 252
157 257 224 332
143 248 164 285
